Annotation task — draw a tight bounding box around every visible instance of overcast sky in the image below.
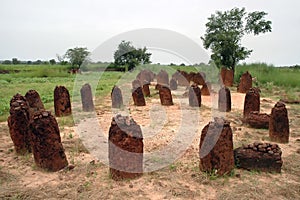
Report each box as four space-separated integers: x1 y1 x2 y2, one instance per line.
1 0 299 66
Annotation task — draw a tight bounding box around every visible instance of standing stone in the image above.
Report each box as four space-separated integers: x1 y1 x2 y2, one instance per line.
169 78 178 90
109 115 143 180
189 84 201 107
7 94 31 154
176 70 190 86
199 118 234 176
30 110 68 171
136 69 155 83
220 67 234 87
190 72 206 85
243 88 260 119
132 87 146 106
159 86 173 106
156 70 169 86
142 83 151 97
218 87 231 112
111 86 123 108
201 82 211 96
25 90 45 119
54 86 72 117
237 71 253 93
269 102 290 143
132 79 141 90
80 83 94 112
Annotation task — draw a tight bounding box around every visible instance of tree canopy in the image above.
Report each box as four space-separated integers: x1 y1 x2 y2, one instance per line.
64 47 90 69
201 7 272 71
114 41 151 71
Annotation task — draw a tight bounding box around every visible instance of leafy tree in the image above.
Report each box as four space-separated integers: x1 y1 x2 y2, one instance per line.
12 58 20 65
3 60 12 65
64 47 90 69
114 41 151 71
49 59 56 65
201 7 272 72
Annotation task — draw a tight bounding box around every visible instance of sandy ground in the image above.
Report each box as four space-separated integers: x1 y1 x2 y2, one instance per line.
0 85 299 200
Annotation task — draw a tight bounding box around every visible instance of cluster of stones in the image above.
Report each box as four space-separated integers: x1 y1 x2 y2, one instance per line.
234 142 282 173
108 114 143 180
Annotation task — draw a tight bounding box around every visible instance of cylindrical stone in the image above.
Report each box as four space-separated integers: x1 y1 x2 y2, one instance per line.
218 87 231 112
111 86 123 108
159 86 173 106
80 83 94 112
237 71 253 93
201 83 211 96
7 93 31 154
109 114 143 180
220 67 234 87
25 90 45 118
156 70 169 86
30 110 68 171
189 84 201 107
243 88 260 119
269 102 290 143
169 78 178 90
142 84 150 97
199 117 234 176
54 86 72 117
132 87 146 106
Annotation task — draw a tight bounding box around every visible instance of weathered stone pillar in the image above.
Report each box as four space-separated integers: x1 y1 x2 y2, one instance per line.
156 70 169 87
220 67 234 87
201 82 211 96
199 118 234 176
54 86 72 117
243 88 260 119
30 110 68 171
159 86 173 106
111 86 123 108
80 83 94 112
218 87 231 112
109 115 143 180
132 87 146 106
169 78 178 90
237 71 252 93
189 84 201 107
25 90 45 119
7 94 31 154
142 83 151 97
269 102 290 143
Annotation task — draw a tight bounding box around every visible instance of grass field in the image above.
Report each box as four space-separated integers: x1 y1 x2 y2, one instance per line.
0 63 299 122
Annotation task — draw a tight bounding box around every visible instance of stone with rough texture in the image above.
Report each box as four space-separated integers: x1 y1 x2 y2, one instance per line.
132 79 141 90
30 110 68 171
243 88 260 119
234 142 282 173
7 94 31 154
199 118 234 176
25 90 45 119
169 78 178 90
80 83 94 112
132 87 146 106
109 114 143 180
54 86 72 117
142 84 150 97
245 111 270 129
189 84 201 107
218 87 231 112
190 72 206 85
156 70 169 87
220 67 234 87
159 86 173 106
269 102 290 143
174 70 189 86
201 83 211 96
136 69 155 84
237 71 252 93
111 86 123 108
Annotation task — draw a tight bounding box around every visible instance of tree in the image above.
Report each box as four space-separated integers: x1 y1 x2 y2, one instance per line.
114 41 151 71
201 7 272 72
12 58 20 65
64 47 90 69
49 59 56 65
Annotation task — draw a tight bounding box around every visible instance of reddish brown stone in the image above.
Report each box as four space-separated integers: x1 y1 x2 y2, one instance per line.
243 88 260 119
30 111 68 171
156 70 169 86
189 84 201 107
132 79 141 89
237 71 253 93
136 69 155 83
234 142 282 173
218 87 231 112
175 70 190 86
109 114 143 180
25 90 45 112
199 118 234 176
111 86 123 108
169 78 178 90
80 83 94 112
7 94 31 154
220 67 234 87
54 86 72 117
269 102 290 143
201 82 211 96
245 111 270 129
142 84 150 97
132 87 146 106
190 72 206 85
159 86 173 106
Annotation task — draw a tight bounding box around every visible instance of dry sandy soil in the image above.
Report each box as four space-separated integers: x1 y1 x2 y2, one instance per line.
0 85 299 200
